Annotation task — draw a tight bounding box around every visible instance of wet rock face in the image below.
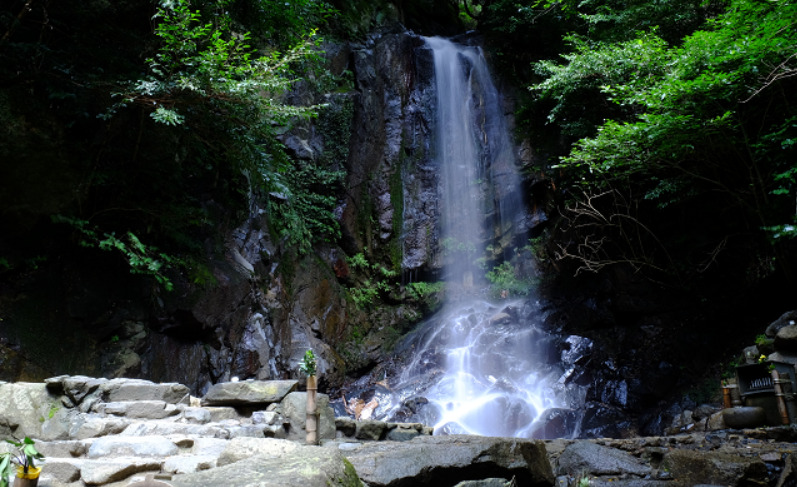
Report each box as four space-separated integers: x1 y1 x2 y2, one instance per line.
341 32 440 274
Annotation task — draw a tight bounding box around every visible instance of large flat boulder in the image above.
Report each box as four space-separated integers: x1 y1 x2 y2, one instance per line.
101 378 190 404
0 382 55 439
170 446 361 487
87 436 180 458
662 448 768 486
216 437 300 467
280 392 336 441
201 380 298 406
80 458 162 485
556 441 651 477
342 434 554 487
101 401 180 419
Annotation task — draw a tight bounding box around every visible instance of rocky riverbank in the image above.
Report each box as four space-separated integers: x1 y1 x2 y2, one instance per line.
2 376 797 486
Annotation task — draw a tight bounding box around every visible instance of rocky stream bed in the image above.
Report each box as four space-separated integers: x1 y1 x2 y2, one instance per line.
2 376 797 487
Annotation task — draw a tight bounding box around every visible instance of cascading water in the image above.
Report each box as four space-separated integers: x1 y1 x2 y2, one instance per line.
352 36 580 438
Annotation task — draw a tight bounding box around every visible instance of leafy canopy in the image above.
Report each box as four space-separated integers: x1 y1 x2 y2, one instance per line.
530 0 797 281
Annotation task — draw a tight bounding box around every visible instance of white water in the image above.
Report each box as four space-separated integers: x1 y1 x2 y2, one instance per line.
382 37 566 438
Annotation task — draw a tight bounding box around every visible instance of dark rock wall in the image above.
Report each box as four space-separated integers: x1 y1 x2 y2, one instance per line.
0 30 451 395
341 32 441 276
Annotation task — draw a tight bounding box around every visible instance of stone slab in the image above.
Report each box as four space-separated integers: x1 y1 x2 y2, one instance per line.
201 380 298 406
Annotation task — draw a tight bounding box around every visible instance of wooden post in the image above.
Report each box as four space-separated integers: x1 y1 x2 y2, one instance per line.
772 369 790 425
306 375 318 445
722 382 732 409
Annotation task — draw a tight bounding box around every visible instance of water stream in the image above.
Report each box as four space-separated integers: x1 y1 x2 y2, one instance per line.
361 37 577 438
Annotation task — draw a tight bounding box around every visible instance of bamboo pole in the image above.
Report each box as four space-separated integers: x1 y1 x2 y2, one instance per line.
306 375 318 445
772 369 790 425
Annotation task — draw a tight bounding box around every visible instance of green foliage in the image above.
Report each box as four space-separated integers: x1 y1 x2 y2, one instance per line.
347 251 370 271
533 0 719 43
406 281 445 300
267 95 351 253
299 349 317 376
226 0 336 48
346 250 397 309
107 0 345 257
525 233 552 264
336 324 368 371
440 237 477 257
0 455 9 487
532 33 671 140
52 216 181 291
406 281 445 312
269 160 345 254
114 0 323 127
96 0 345 258
485 261 534 298
0 436 44 485
531 0 797 281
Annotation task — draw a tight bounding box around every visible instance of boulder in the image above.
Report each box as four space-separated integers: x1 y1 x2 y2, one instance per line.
37 440 89 458
163 455 217 474
45 375 107 406
280 392 336 441
385 423 425 441
580 403 635 438
777 453 797 487
662 449 768 486
489 313 513 326
204 407 243 422
0 382 54 438
335 417 357 437
101 401 179 419
556 442 651 477
127 473 175 486
119 421 226 438
69 415 130 440
355 419 389 441
529 408 581 439
767 352 797 368
775 325 797 353
706 411 727 431
87 436 180 458
722 407 766 429
252 411 281 425
170 447 361 487
80 458 162 485
342 434 553 487
41 458 82 483
201 380 298 406
100 378 189 404
455 480 513 487
216 437 300 467
226 424 268 438
181 407 212 424
765 310 797 337
188 438 229 458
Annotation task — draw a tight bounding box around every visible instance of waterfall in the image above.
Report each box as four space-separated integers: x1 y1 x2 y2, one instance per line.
369 37 572 438
430 36 486 291
336 35 582 439
429 36 525 291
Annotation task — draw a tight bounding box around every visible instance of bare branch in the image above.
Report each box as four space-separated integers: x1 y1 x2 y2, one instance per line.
553 189 671 277
741 51 797 103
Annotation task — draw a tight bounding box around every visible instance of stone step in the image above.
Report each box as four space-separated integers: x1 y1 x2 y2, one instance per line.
35 436 321 485
39 456 163 485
